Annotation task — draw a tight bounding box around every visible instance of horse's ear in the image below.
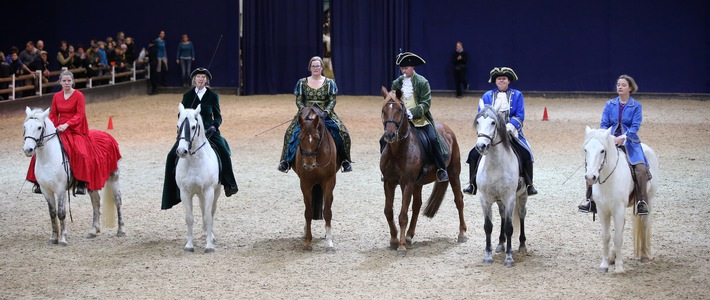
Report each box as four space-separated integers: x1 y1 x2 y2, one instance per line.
478 98 485 111
41 108 50 118
25 106 32 117
585 126 592 135
195 104 201 114
178 103 185 113
381 86 388 98
603 127 613 136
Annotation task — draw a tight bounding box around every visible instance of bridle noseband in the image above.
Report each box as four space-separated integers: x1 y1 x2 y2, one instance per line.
299 112 332 168
382 98 410 142
177 116 207 155
476 107 503 147
584 137 619 184
23 117 58 149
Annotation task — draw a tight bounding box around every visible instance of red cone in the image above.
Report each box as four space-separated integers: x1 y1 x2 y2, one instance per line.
108 116 114 130
542 107 549 121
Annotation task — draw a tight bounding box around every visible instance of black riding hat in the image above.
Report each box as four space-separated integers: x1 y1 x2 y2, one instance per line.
488 67 518 83
190 67 212 80
396 52 426 67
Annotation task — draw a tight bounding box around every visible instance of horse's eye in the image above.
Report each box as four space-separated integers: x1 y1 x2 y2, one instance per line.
600 150 605 154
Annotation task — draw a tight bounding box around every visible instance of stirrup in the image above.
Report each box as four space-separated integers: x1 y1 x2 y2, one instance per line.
33 184 42 194
436 169 449 182
636 200 649 215
578 199 595 213
277 161 290 173
341 161 352 173
463 184 476 195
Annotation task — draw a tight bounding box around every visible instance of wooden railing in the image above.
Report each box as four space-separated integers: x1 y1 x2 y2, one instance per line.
0 61 147 100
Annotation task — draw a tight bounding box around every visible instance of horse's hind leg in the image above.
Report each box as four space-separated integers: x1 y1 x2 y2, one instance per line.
405 186 423 245
495 201 506 253
109 173 126 237
324 183 335 254
56 193 69 246
612 208 626 273
450 180 468 243
518 194 528 254
88 191 101 238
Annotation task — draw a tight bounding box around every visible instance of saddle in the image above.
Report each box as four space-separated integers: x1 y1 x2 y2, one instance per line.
412 124 449 179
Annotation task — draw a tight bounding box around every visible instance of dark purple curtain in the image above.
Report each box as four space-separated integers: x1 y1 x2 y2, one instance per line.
331 0 410 95
242 0 324 95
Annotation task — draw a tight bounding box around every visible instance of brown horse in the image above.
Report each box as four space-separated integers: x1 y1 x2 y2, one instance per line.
379 87 467 255
292 106 339 253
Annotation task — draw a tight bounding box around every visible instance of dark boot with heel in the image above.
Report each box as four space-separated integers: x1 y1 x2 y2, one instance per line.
634 164 649 215
578 185 596 213
75 181 87 195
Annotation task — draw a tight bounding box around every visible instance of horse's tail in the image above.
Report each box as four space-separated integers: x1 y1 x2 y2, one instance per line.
633 208 652 260
423 182 448 218
311 184 323 220
102 182 117 228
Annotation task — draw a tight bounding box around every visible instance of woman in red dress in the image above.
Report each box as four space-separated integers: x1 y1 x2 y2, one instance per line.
27 71 95 194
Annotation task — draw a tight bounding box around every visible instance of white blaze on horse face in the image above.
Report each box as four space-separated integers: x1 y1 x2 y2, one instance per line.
583 137 605 184
475 115 496 154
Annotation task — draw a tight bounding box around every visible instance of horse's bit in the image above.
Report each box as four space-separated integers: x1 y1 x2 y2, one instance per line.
381 99 410 142
177 117 207 155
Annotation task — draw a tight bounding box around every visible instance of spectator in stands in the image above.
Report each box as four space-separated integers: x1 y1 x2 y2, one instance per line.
6 46 19 63
156 30 168 86
116 31 125 46
8 51 33 98
97 41 108 76
30 51 51 93
176 34 195 87
106 42 117 67
0 51 10 100
57 41 74 69
19 41 40 66
147 39 158 94
36 40 45 52
73 45 88 88
124 37 137 65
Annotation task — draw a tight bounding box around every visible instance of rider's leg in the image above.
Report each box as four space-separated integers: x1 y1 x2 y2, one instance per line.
578 185 595 213
340 130 353 172
463 148 480 195
278 120 299 173
426 124 449 182
634 163 649 215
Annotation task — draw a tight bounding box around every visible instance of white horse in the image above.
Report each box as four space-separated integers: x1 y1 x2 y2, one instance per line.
474 99 528 267
583 127 659 273
22 107 124 246
175 103 221 253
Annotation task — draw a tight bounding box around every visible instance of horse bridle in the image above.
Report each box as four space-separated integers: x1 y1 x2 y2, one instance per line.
476 107 503 147
177 116 207 155
381 98 410 142
23 117 58 149
299 114 333 168
584 137 619 184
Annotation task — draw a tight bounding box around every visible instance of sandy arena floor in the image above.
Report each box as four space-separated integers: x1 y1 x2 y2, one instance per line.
1 93 709 299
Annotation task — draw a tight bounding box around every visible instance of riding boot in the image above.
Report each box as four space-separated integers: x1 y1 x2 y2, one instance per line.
341 133 353 173
578 185 596 213
433 140 448 182
33 183 42 194
524 159 538 196
463 148 480 195
75 181 87 195
634 164 649 215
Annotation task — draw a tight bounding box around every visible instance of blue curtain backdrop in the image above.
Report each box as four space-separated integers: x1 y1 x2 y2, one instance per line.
242 0 324 95
331 0 410 95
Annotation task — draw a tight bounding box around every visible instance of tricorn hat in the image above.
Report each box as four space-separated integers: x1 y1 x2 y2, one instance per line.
396 52 426 67
488 67 518 83
190 67 212 80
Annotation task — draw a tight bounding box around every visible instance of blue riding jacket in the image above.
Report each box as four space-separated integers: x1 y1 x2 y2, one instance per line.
480 88 533 160
600 96 646 165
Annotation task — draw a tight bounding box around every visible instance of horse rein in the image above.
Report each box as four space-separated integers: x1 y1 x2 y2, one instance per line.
177 117 208 155
381 98 410 142
584 137 619 184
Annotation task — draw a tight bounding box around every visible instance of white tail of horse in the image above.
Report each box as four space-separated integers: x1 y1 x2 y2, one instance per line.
633 143 659 260
102 181 117 228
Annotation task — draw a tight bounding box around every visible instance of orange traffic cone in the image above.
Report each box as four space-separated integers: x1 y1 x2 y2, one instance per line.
108 116 114 130
542 107 549 121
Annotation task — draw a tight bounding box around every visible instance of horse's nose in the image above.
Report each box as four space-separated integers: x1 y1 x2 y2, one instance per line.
584 174 596 185
23 147 34 157
176 148 188 157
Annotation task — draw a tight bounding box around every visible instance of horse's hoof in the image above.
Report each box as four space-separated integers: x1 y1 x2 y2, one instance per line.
116 231 126 237
397 249 407 257
59 242 67 247
204 248 215 254
303 245 313 251
640 256 651 263
389 240 399 250
184 247 195 253
495 244 504 253
326 247 336 254
86 233 97 239
518 246 528 254
457 235 468 243
483 257 494 265
504 259 515 267
598 267 609 273
614 266 625 274
405 236 413 245
49 239 58 245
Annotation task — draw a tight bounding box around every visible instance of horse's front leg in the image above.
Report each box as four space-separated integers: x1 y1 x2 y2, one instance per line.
383 181 398 250
45 194 59 245
57 193 68 246
598 211 612 272
88 191 101 238
302 186 313 251
503 204 515 267
495 200 506 253
481 199 494 264
397 184 414 255
405 185 423 245
181 192 195 252
518 193 528 254
201 190 216 253
450 178 468 243
612 207 626 273
323 180 336 254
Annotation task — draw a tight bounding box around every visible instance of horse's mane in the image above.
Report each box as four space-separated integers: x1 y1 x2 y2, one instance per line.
301 105 326 121
476 105 511 149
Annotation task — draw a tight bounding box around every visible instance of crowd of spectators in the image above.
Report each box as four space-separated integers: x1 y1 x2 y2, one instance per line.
1 31 144 100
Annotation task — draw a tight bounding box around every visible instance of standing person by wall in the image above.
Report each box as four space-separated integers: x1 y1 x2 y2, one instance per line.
452 41 468 98
176 34 195 87
156 30 168 86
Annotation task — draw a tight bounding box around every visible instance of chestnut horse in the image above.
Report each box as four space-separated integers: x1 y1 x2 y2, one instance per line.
379 87 467 255
292 106 339 253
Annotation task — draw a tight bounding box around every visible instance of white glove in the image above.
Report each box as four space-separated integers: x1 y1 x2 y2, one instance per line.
406 109 413 120
506 123 518 138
